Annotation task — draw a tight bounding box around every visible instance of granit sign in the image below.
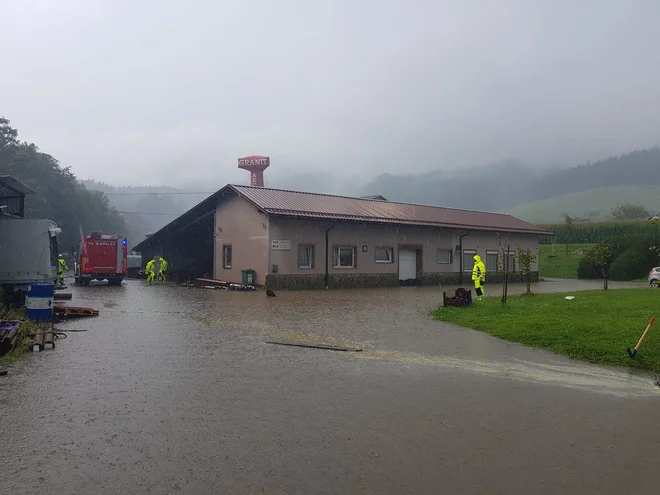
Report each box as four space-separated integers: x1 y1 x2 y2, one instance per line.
238 156 270 168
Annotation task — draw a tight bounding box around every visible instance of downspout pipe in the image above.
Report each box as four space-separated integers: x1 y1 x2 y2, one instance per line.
459 231 471 285
325 224 336 289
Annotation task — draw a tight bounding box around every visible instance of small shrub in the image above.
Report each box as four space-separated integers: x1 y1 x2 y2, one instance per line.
609 249 646 281
610 247 658 281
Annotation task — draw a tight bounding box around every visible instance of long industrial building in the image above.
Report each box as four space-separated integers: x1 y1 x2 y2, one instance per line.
132 184 551 289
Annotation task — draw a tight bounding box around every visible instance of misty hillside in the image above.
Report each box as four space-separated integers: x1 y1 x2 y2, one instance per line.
499 186 660 224
360 160 545 212
265 173 364 197
360 147 660 212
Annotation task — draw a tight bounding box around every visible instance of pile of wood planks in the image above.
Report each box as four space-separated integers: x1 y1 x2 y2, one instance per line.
28 322 56 352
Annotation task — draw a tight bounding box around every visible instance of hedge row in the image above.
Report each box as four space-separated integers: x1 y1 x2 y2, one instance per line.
539 221 660 244
576 234 660 281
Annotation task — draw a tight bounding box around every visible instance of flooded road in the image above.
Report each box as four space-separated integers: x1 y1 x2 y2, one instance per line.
1 279 659 494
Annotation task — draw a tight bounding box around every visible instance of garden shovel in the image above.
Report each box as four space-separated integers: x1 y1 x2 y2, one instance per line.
627 318 655 359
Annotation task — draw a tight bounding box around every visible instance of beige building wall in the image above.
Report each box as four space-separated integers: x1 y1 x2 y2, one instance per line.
459 231 540 273
267 217 539 276
213 194 270 284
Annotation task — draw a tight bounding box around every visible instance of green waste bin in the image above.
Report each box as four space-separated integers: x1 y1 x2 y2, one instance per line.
241 269 256 285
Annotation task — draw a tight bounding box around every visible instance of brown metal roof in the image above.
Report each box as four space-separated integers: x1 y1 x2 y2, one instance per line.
231 185 550 235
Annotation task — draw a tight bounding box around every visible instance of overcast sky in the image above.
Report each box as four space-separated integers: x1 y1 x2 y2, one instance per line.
2 0 660 186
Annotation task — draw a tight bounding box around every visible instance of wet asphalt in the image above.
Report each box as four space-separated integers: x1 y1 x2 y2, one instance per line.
1 278 659 494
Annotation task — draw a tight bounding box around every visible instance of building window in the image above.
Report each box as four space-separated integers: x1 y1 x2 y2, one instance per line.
495 250 516 271
486 250 499 272
333 246 356 269
374 247 394 263
298 244 315 269
437 249 452 264
506 251 516 271
222 244 232 269
463 249 476 271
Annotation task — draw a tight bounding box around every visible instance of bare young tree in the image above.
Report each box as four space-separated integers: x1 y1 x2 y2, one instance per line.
516 245 537 295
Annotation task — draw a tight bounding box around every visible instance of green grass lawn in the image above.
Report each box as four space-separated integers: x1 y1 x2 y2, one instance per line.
538 243 594 279
432 288 660 374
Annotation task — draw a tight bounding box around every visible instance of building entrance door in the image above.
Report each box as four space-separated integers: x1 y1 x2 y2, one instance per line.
398 249 417 282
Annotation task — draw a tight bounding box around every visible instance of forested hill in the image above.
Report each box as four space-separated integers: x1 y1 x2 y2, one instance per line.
535 148 660 199
360 147 660 211
0 117 135 249
361 160 541 212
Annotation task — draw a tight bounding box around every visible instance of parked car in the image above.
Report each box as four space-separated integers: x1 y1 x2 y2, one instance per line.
649 267 660 287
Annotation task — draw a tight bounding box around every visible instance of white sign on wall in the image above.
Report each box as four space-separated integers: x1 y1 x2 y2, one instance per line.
271 240 291 251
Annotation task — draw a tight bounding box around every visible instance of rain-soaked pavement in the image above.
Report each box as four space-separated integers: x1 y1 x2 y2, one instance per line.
1 278 659 494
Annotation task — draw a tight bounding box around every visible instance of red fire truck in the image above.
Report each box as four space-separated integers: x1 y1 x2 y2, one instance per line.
74 231 128 286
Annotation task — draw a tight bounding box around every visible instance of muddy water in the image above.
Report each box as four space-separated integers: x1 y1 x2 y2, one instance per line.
1 279 659 494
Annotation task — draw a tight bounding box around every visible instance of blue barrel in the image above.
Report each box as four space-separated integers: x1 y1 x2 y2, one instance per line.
26 283 55 321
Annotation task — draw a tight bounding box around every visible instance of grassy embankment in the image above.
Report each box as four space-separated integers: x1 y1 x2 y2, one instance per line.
538 243 593 279
0 308 37 364
432 289 660 374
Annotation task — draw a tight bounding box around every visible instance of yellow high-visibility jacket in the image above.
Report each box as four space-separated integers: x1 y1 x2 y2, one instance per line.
58 257 69 273
471 255 486 282
146 259 156 273
159 258 168 271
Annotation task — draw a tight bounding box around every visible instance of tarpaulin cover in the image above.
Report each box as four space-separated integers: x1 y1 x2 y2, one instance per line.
0 218 58 284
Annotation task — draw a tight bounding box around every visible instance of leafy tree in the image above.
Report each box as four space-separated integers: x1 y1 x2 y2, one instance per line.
584 242 614 289
0 117 18 149
610 203 650 221
516 245 537 294
0 117 130 249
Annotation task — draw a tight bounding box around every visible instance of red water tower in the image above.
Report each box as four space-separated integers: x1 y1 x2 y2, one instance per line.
238 155 270 187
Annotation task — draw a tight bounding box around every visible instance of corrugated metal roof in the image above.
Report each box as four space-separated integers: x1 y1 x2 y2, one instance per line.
232 185 550 235
132 183 550 253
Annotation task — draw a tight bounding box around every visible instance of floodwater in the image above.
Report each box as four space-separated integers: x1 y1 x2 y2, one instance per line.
1 278 659 494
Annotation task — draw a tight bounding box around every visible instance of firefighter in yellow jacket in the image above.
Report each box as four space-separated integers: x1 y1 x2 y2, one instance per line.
472 254 486 300
145 258 156 284
157 257 168 283
57 254 69 286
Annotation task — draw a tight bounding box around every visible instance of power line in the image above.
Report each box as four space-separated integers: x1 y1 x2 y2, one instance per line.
117 210 181 216
101 191 215 196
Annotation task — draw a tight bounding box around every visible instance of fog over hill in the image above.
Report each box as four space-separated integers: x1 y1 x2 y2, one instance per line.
83 146 660 240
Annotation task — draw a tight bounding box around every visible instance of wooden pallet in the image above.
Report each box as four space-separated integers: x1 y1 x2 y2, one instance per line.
54 292 73 300
53 305 99 319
